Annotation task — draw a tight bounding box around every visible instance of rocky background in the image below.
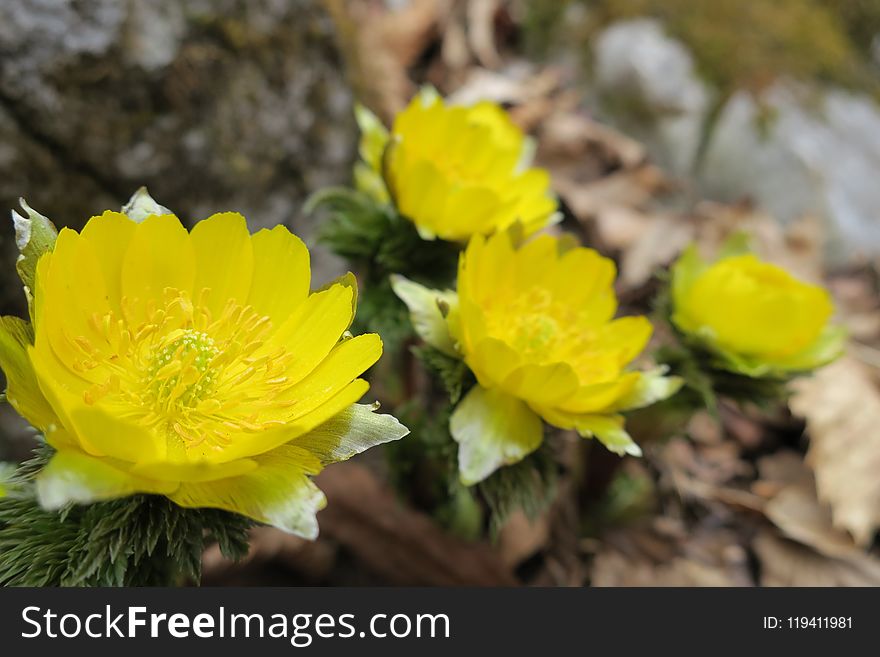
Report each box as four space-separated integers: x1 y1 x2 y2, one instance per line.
0 0 356 315
3 0 880 586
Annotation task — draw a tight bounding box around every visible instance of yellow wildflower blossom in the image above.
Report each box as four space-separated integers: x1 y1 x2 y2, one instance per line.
356 89 559 242
0 210 408 537
393 230 680 484
671 242 846 377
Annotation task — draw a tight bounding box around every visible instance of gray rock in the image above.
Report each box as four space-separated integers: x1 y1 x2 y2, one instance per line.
593 18 710 176
700 84 880 260
0 0 354 319
593 18 880 261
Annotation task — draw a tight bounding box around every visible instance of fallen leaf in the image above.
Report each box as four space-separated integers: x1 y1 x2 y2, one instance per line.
790 356 880 546
754 530 880 586
467 0 502 69
591 524 752 587
764 482 867 560
619 214 694 288
751 449 811 498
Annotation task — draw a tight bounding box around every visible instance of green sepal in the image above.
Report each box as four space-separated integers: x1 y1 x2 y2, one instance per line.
121 187 172 223
11 198 57 314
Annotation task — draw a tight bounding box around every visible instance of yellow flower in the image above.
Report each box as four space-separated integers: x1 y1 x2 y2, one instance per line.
356 89 559 242
671 241 846 377
393 230 680 484
0 210 408 537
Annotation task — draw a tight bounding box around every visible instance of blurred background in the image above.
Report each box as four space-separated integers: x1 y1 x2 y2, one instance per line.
2 0 880 586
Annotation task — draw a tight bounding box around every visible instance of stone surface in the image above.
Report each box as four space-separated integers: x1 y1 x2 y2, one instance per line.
593 18 710 177
701 84 880 261
0 0 355 318
593 18 880 261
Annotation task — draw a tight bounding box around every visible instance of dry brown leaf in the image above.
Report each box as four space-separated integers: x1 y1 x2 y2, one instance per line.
591 525 752 587
752 450 880 587
828 272 880 345
326 0 450 120
656 437 763 513
619 214 695 288
790 355 880 546
466 0 502 69
687 410 723 445
754 530 880 586
539 113 648 174
752 449 811 498
449 65 563 122
764 483 868 560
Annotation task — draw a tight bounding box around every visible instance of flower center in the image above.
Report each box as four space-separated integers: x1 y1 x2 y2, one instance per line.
145 329 220 411
485 287 579 362
73 287 299 453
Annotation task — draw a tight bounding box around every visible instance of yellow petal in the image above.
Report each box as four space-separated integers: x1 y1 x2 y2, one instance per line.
537 407 641 457
36 448 177 510
512 233 559 289
80 211 137 311
169 443 326 537
550 247 618 326
465 336 521 389
450 384 543 485
70 405 167 462
608 367 683 412
0 316 56 430
501 361 580 406
248 225 310 325
593 316 654 368
121 214 195 317
215 378 370 462
268 282 357 384
274 333 381 418
29 336 93 434
557 372 642 414
293 402 410 465
130 456 259 483
40 229 113 375
442 186 503 240
191 212 254 317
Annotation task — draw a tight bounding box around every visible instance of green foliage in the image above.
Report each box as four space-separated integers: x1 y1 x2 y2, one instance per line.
307 187 460 359
0 463 15 498
350 275 414 356
389 398 559 539
477 442 558 537
11 199 57 315
582 464 657 535
820 0 880 59
306 187 459 284
412 344 472 405
0 447 251 587
521 0 576 58
653 334 792 415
